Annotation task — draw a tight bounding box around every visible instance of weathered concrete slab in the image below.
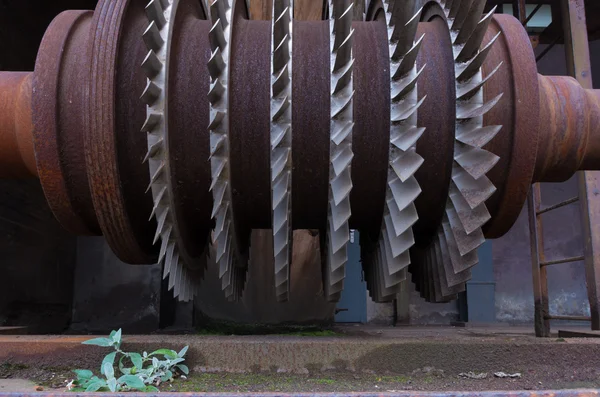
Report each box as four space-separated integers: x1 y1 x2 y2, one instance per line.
0 379 36 393
1 327 600 375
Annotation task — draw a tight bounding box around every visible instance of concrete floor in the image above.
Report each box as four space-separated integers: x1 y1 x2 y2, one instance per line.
0 325 599 373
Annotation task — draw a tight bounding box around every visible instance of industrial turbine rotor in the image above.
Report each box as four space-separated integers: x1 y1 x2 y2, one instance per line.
1 0 600 310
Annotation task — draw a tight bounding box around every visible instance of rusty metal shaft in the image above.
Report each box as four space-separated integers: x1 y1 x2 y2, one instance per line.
0 72 36 178
535 75 600 183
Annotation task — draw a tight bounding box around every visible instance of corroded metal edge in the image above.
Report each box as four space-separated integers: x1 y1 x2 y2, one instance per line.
141 0 197 301
323 0 355 302
208 0 246 301
270 0 293 302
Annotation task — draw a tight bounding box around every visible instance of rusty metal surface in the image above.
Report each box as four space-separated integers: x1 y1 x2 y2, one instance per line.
32 10 100 236
349 19 388 240
291 20 329 231
413 15 455 247
229 16 271 243
85 0 158 264
166 0 212 273
1 392 600 397
534 76 600 182
0 72 36 177
482 14 540 239
528 183 551 337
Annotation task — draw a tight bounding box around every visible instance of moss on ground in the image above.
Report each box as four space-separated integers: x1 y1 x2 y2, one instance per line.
160 373 421 393
195 321 340 336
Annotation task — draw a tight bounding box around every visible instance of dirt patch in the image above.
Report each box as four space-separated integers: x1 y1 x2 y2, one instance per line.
0 361 73 391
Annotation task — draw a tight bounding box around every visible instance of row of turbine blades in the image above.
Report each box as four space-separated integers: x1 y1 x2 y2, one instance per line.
406 0 504 303
137 0 503 304
141 0 199 302
360 0 425 303
365 0 504 302
323 0 355 302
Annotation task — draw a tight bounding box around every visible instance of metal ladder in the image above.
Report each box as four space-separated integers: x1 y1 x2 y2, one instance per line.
528 186 590 336
528 0 600 337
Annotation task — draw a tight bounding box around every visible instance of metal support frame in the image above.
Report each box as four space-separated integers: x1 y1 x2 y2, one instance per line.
513 0 527 24
562 0 600 331
524 3 543 26
529 0 600 337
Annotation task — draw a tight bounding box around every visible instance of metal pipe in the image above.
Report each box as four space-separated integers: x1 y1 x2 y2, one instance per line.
537 196 579 215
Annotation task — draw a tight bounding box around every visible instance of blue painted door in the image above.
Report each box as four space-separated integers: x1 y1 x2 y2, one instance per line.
335 230 367 323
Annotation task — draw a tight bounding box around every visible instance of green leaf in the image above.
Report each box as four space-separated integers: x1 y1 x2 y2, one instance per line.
170 358 185 366
101 351 116 375
178 346 189 358
118 375 145 390
160 370 173 382
82 337 113 347
73 369 93 379
71 387 86 392
118 355 131 375
176 364 189 375
142 385 160 392
109 330 116 339
85 380 106 392
112 329 122 348
74 378 93 388
103 362 114 380
150 349 178 359
152 357 159 368
107 377 117 392
128 352 143 370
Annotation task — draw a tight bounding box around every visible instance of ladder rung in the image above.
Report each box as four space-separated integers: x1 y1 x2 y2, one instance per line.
540 255 585 267
544 315 591 321
536 196 579 215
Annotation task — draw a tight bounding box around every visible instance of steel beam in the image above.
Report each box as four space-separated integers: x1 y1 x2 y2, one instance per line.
562 0 600 330
528 183 550 337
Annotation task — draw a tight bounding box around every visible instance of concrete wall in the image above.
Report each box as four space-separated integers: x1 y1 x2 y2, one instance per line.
0 180 76 333
70 237 162 333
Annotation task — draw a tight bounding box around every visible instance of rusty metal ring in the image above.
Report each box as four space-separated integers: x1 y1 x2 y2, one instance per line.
32 10 100 236
85 0 158 264
482 15 540 238
413 4 456 247
166 0 213 273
